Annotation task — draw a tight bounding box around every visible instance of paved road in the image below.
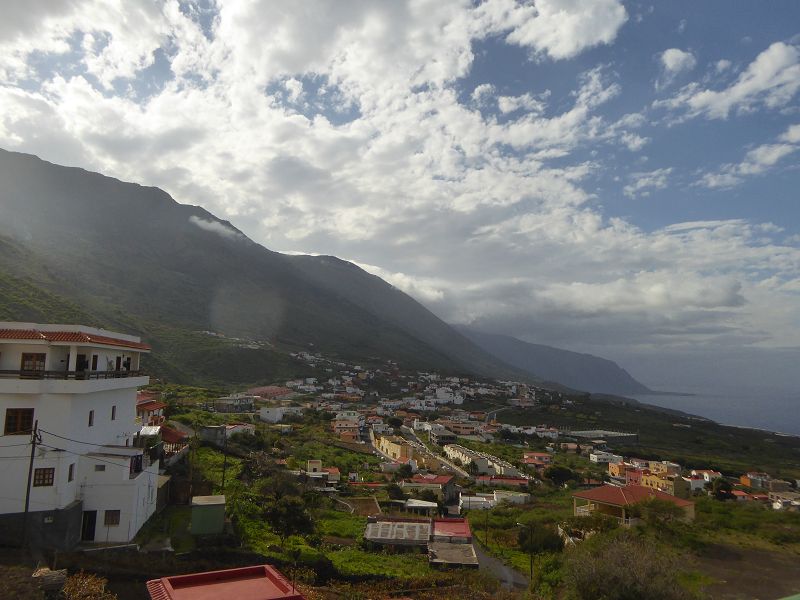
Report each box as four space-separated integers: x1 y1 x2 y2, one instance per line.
473 538 530 590
400 427 472 479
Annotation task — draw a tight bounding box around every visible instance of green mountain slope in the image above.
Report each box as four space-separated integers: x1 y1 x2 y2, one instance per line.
0 149 527 384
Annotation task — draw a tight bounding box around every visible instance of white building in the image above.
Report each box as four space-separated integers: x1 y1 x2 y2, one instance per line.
259 405 304 423
0 323 158 549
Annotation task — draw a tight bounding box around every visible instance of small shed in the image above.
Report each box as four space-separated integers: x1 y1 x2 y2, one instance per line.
190 495 226 535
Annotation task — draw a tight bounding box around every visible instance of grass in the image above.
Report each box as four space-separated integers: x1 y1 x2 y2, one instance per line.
315 509 367 539
327 548 434 579
134 506 195 553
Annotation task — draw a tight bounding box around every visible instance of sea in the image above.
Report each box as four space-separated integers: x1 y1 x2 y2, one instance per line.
629 387 800 437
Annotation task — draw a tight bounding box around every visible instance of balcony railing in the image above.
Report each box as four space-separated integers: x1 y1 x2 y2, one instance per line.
0 369 144 380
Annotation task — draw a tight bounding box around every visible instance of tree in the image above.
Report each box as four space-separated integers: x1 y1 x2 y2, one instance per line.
387 482 406 500
263 496 314 545
634 498 686 527
395 464 413 479
387 417 403 429
466 461 480 476
517 525 564 553
712 477 733 500
544 465 576 486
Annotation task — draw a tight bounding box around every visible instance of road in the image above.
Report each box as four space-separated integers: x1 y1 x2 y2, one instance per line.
473 538 530 590
400 427 472 479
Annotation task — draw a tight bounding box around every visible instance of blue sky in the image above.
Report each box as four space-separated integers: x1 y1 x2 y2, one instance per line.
0 0 799 390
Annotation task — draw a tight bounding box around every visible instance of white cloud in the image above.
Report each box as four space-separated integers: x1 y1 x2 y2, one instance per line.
189 216 246 240
623 168 672 198
492 0 629 61
698 123 800 188
0 1 799 360
661 48 696 74
497 92 548 115
658 41 800 119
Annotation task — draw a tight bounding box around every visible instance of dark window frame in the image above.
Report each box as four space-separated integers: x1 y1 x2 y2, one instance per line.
104 510 121 526
33 467 55 487
4 408 34 435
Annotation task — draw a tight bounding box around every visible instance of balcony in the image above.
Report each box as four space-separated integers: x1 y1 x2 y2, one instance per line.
0 370 149 394
0 369 144 380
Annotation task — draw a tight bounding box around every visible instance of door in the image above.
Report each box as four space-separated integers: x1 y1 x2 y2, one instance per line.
115 356 122 372
81 510 97 542
76 354 87 379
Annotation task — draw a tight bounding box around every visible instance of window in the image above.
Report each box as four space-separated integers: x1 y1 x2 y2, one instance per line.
88 410 94 427
111 405 116 421
68 463 75 482
94 464 105 472
33 468 55 487
104 510 120 526
4 408 34 435
20 353 46 372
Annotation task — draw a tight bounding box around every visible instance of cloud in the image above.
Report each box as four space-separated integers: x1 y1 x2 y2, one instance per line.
656 48 696 90
657 41 800 119
661 48 696 74
0 1 799 365
698 123 800 188
189 216 246 240
489 0 629 61
623 168 672 198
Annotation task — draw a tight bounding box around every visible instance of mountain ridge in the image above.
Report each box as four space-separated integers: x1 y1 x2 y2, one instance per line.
0 148 531 384
456 326 652 396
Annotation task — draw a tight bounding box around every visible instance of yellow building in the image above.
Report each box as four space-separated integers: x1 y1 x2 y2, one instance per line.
377 435 414 461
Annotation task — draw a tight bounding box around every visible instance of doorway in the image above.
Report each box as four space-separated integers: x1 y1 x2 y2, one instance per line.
81 510 97 542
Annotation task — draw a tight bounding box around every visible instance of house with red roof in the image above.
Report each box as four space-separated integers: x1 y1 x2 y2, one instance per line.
137 392 167 425
572 484 695 525
0 322 157 549
401 474 457 502
475 475 530 489
432 518 472 543
146 564 305 600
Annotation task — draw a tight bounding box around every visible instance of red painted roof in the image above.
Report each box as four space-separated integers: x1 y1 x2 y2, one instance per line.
0 328 150 350
410 474 453 485
433 518 471 538
572 484 694 508
146 565 304 600
476 475 529 485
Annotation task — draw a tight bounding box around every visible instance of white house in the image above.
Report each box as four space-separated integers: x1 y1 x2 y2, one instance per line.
259 405 304 423
0 323 158 549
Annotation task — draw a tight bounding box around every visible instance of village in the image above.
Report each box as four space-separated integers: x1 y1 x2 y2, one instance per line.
2 324 800 600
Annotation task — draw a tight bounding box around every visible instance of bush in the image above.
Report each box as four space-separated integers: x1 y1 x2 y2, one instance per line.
518 525 564 553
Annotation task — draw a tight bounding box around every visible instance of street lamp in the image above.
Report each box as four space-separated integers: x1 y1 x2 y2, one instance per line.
516 521 534 584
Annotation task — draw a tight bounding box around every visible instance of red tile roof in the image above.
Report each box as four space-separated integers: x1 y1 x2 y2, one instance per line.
572 484 694 508
410 474 453 485
146 565 304 600
160 426 188 444
137 400 167 412
433 518 472 539
0 328 150 350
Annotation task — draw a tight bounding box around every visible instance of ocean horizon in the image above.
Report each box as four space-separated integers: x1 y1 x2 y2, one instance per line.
630 388 800 437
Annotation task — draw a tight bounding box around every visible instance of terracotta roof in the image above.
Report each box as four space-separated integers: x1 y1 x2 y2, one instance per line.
410 474 453 485
145 564 305 600
137 400 167 412
0 328 150 350
572 484 694 508
160 426 188 444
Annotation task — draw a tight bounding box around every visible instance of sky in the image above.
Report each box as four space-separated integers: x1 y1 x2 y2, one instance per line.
1 0 799 391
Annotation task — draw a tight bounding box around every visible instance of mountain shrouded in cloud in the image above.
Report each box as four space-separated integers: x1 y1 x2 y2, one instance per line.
1 1 799 392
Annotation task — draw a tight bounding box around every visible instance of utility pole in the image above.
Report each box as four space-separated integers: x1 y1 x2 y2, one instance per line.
22 420 41 549
517 521 534 585
221 425 228 493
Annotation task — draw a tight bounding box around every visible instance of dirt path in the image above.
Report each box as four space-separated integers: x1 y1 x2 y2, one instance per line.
472 539 529 590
